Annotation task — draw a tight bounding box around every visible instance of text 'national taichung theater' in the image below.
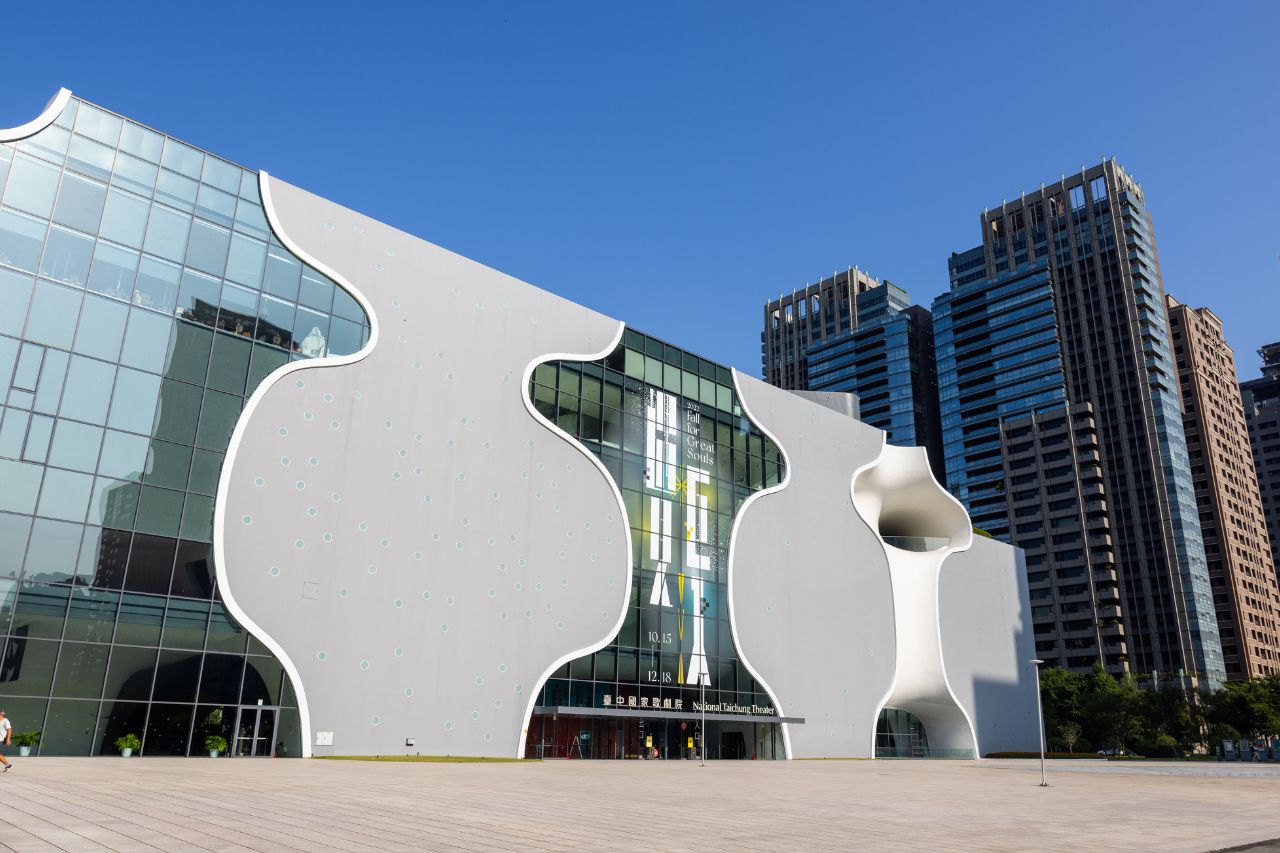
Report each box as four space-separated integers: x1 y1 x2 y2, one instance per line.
0 90 1038 760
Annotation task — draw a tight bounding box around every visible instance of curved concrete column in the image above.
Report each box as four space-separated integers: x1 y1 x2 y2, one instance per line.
853 444 978 757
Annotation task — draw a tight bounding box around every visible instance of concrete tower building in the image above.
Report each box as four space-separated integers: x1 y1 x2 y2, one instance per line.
1166 298 1279 678
761 267 879 390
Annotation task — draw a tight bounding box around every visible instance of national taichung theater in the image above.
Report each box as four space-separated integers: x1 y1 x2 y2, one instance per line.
0 90 1039 759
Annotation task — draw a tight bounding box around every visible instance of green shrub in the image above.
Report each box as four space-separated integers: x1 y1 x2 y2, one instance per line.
10 730 40 748
115 733 141 752
204 735 228 753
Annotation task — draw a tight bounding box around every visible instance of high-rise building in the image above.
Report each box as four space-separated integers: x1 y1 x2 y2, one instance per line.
761 267 879 390
937 160 1224 686
934 260 1128 674
1166 298 1279 678
805 283 943 480
1241 342 1280 576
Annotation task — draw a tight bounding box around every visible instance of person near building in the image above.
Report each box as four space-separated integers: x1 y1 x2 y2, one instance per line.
0 711 12 772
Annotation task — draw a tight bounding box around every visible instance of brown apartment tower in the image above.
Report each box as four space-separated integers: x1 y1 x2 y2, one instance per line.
1166 298 1280 678
761 267 879 389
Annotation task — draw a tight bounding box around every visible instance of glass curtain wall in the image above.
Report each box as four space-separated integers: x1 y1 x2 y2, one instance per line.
527 329 787 757
0 98 369 755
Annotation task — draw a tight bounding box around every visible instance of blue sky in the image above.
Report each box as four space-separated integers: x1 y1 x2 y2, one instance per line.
4 2 1277 377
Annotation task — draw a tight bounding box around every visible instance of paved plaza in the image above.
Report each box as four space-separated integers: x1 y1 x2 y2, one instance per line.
0 757 1276 852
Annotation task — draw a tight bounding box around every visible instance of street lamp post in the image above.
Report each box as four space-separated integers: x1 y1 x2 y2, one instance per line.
700 596 709 767
1030 658 1048 787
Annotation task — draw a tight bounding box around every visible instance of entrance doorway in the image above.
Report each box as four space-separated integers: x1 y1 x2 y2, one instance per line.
232 704 279 757
875 708 929 757
525 712 785 759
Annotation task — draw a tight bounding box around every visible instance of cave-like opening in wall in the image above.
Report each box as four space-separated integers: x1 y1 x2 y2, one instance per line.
875 708 930 758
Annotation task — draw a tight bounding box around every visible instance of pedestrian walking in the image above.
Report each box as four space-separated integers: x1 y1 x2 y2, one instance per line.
0 710 11 772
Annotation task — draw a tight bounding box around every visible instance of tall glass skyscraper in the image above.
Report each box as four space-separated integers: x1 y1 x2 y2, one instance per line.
936 161 1224 686
934 261 1064 538
807 283 942 480
934 259 1128 674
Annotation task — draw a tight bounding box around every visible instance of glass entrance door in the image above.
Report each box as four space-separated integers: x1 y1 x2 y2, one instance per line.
233 705 280 757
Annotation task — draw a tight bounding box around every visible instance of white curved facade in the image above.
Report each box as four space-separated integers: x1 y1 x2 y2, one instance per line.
0 89 1039 759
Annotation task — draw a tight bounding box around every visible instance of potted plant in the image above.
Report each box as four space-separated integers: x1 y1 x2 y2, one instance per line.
115 733 141 757
204 735 227 758
11 731 40 758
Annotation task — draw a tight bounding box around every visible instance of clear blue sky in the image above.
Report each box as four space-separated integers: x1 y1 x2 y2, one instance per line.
5 2 1277 377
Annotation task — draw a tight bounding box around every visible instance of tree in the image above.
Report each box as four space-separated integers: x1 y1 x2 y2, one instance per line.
1056 721 1082 753
1081 664 1145 752
1038 666 1085 741
1206 679 1280 743
1034 665 1280 757
1139 684 1204 754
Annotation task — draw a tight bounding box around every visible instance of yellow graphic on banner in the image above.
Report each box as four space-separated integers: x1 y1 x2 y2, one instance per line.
676 572 685 640
672 474 689 501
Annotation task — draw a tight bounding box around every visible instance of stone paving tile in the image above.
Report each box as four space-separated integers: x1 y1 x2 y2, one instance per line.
0 758 1276 852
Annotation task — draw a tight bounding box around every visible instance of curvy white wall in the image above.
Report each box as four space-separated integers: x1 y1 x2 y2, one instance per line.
4 86 1039 759
731 374 895 758
939 537 1040 756
211 179 1037 763
217 177 631 758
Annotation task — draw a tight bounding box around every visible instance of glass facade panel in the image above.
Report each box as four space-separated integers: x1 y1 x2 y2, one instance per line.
151 650 199 702
103 645 157 701
142 702 193 755
25 280 83 349
0 269 35 336
24 518 84 581
198 654 243 704
0 636 59 696
98 187 149 248
170 541 214 598
63 588 119 643
0 208 47 272
73 294 128 362
530 335 785 748
41 698 98 755
86 241 139 301
52 172 107 234
110 153 157 197
66 135 116 183
51 641 110 698
3 154 61 218
0 97 363 754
